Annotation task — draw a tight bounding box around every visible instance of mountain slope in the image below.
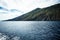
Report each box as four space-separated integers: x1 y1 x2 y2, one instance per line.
6 3 60 21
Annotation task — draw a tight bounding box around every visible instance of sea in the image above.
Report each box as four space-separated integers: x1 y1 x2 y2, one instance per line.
0 21 60 40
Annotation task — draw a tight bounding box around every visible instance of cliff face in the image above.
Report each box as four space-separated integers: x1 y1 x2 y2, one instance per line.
6 4 60 21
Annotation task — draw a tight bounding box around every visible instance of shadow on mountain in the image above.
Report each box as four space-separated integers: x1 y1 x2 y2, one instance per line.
6 3 60 21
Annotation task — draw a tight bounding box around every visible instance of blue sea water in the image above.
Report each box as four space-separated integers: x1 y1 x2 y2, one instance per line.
0 21 60 40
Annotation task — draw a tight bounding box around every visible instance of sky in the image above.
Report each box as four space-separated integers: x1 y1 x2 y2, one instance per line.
0 0 60 20
0 0 60 13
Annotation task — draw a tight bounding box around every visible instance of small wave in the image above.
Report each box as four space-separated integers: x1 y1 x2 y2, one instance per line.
0 33 20 40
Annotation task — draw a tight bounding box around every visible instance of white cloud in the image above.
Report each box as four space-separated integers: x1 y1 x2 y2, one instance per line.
0 0 60 20
0 12 24 20
0 0 60 13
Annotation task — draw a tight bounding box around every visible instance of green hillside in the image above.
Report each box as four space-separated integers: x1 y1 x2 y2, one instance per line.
6 3 60 21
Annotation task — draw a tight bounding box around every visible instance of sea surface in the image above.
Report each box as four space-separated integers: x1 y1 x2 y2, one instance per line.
0 21 60 40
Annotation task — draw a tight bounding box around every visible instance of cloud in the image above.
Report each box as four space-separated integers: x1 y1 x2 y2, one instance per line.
0 0 60 20
0 0 60 13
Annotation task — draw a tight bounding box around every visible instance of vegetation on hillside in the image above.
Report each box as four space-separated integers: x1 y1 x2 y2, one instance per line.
6 3 60 21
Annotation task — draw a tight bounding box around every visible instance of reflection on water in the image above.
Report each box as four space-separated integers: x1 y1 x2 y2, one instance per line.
0 21 60 40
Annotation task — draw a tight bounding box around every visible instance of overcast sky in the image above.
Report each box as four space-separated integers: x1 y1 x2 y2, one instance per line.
0 0 60 20
0 0 60 13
